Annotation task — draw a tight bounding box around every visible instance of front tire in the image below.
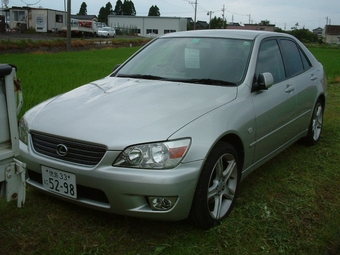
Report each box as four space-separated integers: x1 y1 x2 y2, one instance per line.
190 142 241 229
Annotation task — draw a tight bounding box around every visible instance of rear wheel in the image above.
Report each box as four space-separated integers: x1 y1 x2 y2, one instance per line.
302 99 324 145
190 142 240 229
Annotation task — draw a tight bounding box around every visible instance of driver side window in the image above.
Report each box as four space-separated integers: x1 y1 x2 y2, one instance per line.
256 39 286 84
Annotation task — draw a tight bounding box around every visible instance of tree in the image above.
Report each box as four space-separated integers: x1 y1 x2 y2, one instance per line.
287 28 318 43
113 0 123 15
259 20 270 26
209 16 224 29
122 0 136 16
98 7 106 23
98 2 113 24
77 2 87 15
148 5 160 16
291 22 300 30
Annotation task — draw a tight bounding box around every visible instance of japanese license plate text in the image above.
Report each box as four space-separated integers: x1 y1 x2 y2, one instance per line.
42 166 77 199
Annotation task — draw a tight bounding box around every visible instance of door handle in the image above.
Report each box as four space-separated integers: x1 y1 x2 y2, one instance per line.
311 74 318 81
285 84 295 93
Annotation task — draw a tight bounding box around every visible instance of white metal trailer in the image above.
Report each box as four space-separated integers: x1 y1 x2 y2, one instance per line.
61 19 98 37
0 64 26 207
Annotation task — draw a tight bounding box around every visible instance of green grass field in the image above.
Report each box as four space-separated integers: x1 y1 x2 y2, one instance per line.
1 47 141 114
0 46 340 255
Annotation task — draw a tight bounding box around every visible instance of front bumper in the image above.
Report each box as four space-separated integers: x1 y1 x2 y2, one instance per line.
19 140 203 221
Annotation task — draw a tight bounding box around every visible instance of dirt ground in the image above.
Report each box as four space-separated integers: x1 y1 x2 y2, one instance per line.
0 31 137 41
0 31 64 41
0 32 143 54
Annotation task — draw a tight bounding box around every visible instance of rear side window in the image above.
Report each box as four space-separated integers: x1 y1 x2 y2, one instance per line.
300 49 312 70
280 39 311 77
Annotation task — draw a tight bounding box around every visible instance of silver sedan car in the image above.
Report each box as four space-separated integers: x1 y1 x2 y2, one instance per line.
19 30 327 229
97 27 115 37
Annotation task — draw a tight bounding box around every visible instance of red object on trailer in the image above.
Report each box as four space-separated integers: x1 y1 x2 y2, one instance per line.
61 18 98 37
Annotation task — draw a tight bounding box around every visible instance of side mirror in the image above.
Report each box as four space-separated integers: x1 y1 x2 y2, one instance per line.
252 72 274 92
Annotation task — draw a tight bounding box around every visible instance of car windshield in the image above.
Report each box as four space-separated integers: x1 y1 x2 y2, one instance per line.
115 37 253 85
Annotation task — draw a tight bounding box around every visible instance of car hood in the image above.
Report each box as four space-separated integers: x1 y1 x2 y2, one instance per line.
27 77 237 149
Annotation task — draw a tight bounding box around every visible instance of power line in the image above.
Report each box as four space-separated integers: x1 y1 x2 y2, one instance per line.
224 8 249 17
20 0 41 6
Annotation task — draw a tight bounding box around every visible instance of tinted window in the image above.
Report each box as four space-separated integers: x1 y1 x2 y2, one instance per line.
300 49 312 70
280 39 307 77
255 39 286 83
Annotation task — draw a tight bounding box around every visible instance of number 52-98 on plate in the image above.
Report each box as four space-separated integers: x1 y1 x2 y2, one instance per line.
42 166 77 199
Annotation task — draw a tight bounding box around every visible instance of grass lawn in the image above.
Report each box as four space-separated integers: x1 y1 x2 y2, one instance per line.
0 46 340 255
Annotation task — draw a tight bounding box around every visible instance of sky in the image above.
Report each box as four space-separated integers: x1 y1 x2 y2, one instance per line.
7 0 340 31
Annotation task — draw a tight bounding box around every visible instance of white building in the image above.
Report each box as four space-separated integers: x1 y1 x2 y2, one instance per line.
323 25 340 44
8 6 65 32
108 16 188 37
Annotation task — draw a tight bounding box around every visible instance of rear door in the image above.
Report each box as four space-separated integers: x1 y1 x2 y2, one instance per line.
279 39 318 134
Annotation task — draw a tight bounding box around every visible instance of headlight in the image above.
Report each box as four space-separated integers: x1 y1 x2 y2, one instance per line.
19 117 29 145
113 138 191 169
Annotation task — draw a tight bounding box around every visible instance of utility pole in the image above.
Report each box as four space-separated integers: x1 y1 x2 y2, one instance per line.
66 0 71 51
207 11 213 29
188 0 198 30
193 0 197 30
221 5 226 28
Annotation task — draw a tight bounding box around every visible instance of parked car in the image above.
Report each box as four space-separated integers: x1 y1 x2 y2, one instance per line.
96 22 107 29
145 33 158 38
97 27 115 37
19 30 327 229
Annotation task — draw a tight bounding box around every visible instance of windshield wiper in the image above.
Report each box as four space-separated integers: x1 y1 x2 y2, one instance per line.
116 75 236 86
178 78 236 86
117 74 164 80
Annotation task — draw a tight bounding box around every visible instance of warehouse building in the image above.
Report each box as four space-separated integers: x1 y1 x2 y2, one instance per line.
108 16 188 37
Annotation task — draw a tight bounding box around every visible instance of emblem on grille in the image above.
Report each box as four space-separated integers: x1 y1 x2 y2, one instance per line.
56 144 68 157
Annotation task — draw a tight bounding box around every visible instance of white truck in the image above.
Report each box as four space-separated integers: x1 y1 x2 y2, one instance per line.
61 18 98 37
0 64 26 207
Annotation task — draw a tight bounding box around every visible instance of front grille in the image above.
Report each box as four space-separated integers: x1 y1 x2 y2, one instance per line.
31 132 107 166
28 170 109 204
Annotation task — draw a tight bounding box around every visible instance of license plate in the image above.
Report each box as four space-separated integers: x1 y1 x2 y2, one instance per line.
42 166 77 199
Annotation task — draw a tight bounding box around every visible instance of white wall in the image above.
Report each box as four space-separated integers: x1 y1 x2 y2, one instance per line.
9 8 65 32
108 16 188 36
31 9 65 32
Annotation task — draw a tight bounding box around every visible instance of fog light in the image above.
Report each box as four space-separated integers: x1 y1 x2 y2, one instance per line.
148 196 178 211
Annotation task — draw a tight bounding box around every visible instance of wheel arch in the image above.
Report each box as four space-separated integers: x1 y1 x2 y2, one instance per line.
217 133 245 171
189 133 244 228
318 93 326 109
299 93 326 146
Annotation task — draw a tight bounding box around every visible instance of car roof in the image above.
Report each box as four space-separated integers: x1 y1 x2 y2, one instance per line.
161 29 289 40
